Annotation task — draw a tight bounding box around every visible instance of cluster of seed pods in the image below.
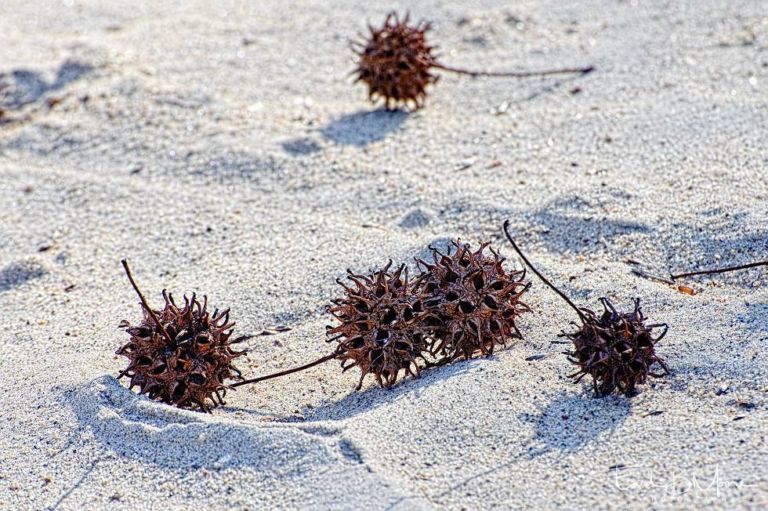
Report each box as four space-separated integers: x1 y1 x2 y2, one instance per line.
234 239 531 392
114 13 768 410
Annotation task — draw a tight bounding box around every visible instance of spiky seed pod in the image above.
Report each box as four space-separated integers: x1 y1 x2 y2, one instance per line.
351 12 595 110
503 221 672 399
117 290 246 412
562 298 669 397
327 261 431 389
417 240 531 363
352 11 438 110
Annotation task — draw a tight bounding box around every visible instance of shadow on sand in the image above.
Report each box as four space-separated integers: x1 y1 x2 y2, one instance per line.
320 108 408 147
522 391 632 458
0 58 93 111
302 359 476 422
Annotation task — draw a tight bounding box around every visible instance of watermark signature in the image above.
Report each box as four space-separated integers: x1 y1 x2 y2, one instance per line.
611 464 755 499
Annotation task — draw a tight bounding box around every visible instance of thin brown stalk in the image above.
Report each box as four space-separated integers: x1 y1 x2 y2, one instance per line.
502 220 586 323
671 260 768 280
121 259 174 345
433 62 594 78
229 352 338 388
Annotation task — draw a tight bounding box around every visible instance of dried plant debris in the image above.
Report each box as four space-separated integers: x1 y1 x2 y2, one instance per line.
417 240 531 363
116 260 247 412
634 259 768 290
352 12 438 109
352 11 594 109
503 221 669 397
328 262 433 388
671 260 768 280
562 298 669 396
233 239 530 393
234 261 433 391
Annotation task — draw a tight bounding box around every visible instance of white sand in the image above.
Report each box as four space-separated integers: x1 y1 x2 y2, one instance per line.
1 0 766 509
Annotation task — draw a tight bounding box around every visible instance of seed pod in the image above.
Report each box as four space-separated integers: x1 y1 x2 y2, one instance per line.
417 240 531 363
352 12 438 110
563 298 669 397
116 261 246 412
232 260 435 392
503 221 670 397
351 11 594 109
327 261 432 389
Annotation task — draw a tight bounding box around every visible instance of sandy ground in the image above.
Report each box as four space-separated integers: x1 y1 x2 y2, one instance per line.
1 0 767 509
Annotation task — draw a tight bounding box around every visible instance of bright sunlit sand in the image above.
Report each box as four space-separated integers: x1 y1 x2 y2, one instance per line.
1 1 766 509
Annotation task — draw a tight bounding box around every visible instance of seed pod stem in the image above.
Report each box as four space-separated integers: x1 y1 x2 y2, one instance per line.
433 63 594 79
671 260 768 280
502 220 586 323
121 259 174 345
229 351 339 388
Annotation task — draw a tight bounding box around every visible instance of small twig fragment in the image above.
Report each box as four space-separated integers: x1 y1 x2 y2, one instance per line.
671 260 768 280
631 268 675 285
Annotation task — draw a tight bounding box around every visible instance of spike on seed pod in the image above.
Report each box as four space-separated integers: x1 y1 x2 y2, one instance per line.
116 260 247 412
417 240 531 363
352 11 594 109
232 260 432 391
503 221 669 397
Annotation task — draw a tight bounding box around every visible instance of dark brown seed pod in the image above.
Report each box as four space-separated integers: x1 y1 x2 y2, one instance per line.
116 260 247 412
327 261 432 389
562 298 669 397
351 11 438 110
417 240 531 363
352 11 594 109
503 221 670 397
232 260 432 391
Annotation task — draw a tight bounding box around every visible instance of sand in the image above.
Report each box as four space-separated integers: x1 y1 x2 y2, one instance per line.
0 0 766 509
